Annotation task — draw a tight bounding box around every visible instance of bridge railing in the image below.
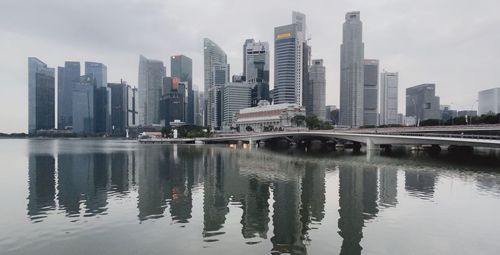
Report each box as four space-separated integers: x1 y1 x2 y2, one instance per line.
380 132 500 140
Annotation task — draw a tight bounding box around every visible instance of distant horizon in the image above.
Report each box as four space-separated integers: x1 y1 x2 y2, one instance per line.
1 0 500 133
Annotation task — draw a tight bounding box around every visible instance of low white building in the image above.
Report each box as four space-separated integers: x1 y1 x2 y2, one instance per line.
234 101 306 132
478 88 500 115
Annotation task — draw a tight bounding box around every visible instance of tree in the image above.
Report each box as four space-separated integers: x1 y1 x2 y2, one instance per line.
246 126 254 132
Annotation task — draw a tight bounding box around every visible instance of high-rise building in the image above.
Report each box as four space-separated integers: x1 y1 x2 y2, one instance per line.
171 55 194 124
138 55 166 126
244 41 270 83
222 82 252 127
194 89 204 126
108 81 128 135
28 57 55 134
406 84 441 122
363 59 379 126
204 38 228 127
242 39 255 78
85 62 109 134
379 72 399 126
274 24 303 105
127 85 138 127
340 11 364 127
208 63 229 128
160 77 188 127
292 11 307 42
478 88 500 115
57 61 80 129
72 75 95 134
307 59 326 119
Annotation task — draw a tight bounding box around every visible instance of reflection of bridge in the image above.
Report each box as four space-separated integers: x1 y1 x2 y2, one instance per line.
197 130 500 149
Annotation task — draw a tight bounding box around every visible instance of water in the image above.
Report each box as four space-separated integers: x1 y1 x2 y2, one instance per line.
1 139 500 255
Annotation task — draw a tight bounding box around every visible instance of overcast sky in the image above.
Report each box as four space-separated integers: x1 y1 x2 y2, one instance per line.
1 0 499 133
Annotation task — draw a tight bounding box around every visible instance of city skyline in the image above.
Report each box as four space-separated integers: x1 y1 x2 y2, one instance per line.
1 0 500 132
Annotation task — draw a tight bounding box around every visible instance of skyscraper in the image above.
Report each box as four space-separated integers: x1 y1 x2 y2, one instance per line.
108 80 128 135
242 39 255 78
307 59 326 120
127 85 138 127
380 72 399 125
204 38 228 127
72 75 95 134
363 59 379 126
208 63 229 128
85 62 109 134
171 55 194 124
478 88 500 115
57 61 80 129
274 12 307 105
222 82 252 127
274 24 303 105
406 84 441 122
340 11 364 127
28 57 55 134
244 41 270 83
138 55 166 126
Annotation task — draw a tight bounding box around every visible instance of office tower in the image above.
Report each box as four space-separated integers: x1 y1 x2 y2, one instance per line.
306 59 326 119
138 55 166 126
28 57 55 134
193 89 202 126
127 86 138 127
204 38 228 127
244 41 270 83
406 84 441 122
85 62 109 134
478 88 500 115
363 59 379 126
380 71 399 125
292 11 307 41
222 82 252 127
301 42 311 107
72 75 95 134
274 24 303 104
325 105 339 124
340 11 364 127
171 55 194 124
160 77 188 127
242 39 255 78
57 61 80 129
208 63 229 128
108 80 128 135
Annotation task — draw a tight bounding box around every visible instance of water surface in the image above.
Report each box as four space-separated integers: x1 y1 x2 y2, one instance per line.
1 139 499 255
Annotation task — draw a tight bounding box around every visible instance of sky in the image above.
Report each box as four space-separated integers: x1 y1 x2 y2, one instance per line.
1 0 499 133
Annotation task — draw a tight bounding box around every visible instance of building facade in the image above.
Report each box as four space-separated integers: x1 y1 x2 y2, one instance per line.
234 102 306 132
363 59 379 126
222 82 252 127
127 85 138 127
274 24 303 105
204 38 228 127
340 11 364 127
244 41 270 83
72 75 95 134
405 84 441 122
380 71 399 125
28 57 55 134
138 55 166 126
57 61 80 129
171 55 194 124
108 81 128 135
208 63 229 129
306 59 326 120
478 88 500 115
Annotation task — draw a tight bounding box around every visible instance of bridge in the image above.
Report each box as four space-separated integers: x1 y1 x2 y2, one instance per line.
195 130 500 150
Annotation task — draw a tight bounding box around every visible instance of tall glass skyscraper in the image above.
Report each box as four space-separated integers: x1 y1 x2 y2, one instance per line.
85 62 109 134
204 38 228 128
274 24 302 105
244 41 269 83
28 57 55 134
363 59 379 126
307 59 326 120
57 61 80 129
72 75 95 134
380 72 399 125
138 55 166 126
340 11 364 127
171 55 193 124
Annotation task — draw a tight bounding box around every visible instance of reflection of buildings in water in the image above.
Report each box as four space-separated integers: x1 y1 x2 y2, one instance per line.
405 170 437 199
271 164 306 254
378 168 398 208
84 153 109 215
57 154 92 215
27 154 56 220
300 162 326 240
137 148 169 220
110 152 129 193
337 164 380 255
167 148 195 224
475 173 500 196
239 178 270 239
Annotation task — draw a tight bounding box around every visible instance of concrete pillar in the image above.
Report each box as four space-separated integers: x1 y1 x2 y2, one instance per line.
366 138 376 151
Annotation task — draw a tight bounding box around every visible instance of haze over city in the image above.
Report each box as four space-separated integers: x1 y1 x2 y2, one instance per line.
1 0 499 133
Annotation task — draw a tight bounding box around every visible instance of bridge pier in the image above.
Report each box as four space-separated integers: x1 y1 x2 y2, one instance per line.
353 142 362 153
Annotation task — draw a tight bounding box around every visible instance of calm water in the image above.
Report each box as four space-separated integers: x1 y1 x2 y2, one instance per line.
1 139 500 255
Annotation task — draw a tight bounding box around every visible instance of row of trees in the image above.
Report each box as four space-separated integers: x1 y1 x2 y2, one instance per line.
420 113 500 126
